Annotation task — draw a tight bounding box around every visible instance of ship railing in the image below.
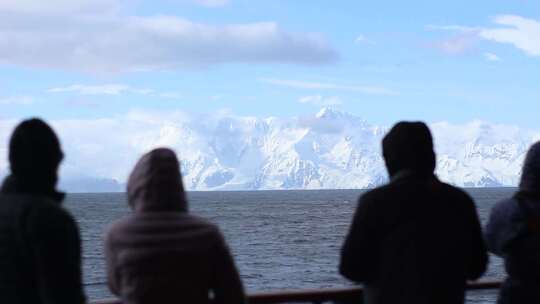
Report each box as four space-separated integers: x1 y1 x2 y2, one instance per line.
92 280 502 304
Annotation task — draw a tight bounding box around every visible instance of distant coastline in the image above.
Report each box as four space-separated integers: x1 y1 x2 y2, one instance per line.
64 186 519 195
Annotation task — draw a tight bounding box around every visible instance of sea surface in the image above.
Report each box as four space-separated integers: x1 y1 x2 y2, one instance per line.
64 188 514 303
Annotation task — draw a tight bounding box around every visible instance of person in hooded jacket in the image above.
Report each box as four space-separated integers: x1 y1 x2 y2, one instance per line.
105 148 245 304
485 141 540 303
0 118 85 304
339 121 488 304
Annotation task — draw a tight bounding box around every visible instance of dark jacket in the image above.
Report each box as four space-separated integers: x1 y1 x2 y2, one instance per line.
0 176 85 304
0 118 84 304
105 148 245 304
340 122 487 304
485 142 540 304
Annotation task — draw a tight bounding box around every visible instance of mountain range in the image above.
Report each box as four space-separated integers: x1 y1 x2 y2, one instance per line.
2 108 538 192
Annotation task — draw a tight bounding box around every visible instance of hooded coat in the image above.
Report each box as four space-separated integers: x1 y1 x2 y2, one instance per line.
105 148 245 304
485 141 540 304
340 122 487 304
0 119 85 304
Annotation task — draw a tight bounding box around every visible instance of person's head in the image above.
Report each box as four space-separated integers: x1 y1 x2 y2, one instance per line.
127 148 188 213
382 121 436 177
519 141 540 193
8 118 64 191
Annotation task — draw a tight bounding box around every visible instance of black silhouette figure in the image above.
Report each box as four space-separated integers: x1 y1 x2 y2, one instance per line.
105 148 245 304
485 141 540 304
0 119 85 304
339 121 487 304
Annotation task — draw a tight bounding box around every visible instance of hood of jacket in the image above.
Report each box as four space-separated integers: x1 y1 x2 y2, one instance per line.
518 141 540 197
127 148 188 213
1 118 64 202
382 121 436 178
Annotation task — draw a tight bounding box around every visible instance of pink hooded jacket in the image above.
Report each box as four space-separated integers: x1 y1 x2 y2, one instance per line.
104 148 245 304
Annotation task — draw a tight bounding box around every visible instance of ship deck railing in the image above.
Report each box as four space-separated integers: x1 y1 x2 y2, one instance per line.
92 280 502 304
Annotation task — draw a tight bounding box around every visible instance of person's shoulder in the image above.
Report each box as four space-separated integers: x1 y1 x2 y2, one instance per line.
357 183 396 205
353 186 393 214
360 184 391 200
0 193 61 210
105 213 148 238
106 214 134 233
108 213 220 236
0 194 74 231
182 214 227 240
436 181 474 201
28 197 76 223
20 197 79 238
493 196 516 208
490 197 520 219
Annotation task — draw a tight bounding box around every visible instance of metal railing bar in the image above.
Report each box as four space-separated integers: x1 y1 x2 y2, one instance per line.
91 280 503 304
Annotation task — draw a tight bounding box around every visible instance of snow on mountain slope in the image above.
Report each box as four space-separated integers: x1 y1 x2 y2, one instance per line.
123 108 538 190
432 121 535 187
0 108 538 191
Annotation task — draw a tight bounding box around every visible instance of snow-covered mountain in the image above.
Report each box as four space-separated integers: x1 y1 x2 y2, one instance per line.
1 108 538 192
127 108 538 191
179 108 389 190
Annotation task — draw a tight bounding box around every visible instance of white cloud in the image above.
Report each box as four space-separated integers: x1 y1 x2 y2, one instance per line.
64 99 101 108
426 24 480 55
426 25 481 33
480 15 540 57
298 95 342 106
0 4 338 73
354 34 373 44
260 78 397 95
48 84 135 95
0 95 34 105
48 84 184 100
429 15 540 57
0 111 191 183
193 0 229 7
429 34 477 55
484 52 501 62
0 0 121 14
355 34 367 43
0 0 228 13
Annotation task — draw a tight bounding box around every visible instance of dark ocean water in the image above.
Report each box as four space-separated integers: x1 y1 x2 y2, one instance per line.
64 188 514 303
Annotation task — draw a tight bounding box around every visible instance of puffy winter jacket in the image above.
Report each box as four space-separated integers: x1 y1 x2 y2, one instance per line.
105 148 245 304
485 141 540 304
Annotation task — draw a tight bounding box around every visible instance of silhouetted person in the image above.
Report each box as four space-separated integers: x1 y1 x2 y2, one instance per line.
0 119 85 304
339 121 487 304
485 142 540 303
105 148 245 304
